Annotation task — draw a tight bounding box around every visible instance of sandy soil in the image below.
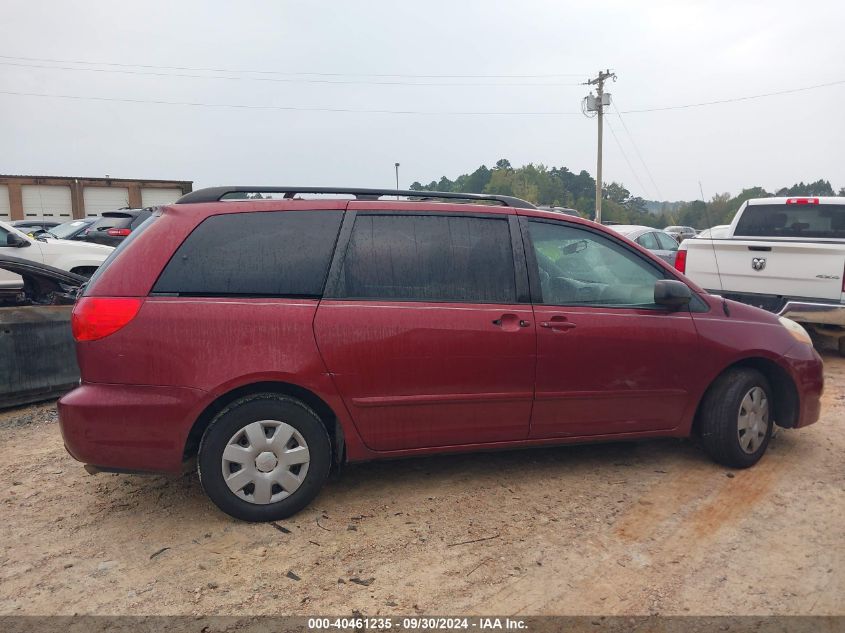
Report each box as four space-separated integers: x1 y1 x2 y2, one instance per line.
1 353 843 617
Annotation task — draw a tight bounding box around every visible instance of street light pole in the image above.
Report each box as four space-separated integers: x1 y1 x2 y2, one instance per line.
394 162 400 190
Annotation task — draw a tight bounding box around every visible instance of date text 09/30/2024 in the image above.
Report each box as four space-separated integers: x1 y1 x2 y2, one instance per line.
307 617 527 630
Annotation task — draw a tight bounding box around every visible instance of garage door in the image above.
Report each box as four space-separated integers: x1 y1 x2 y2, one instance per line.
21 185 73 221
83 187 130 217
141 187 183 207
0 186 10 222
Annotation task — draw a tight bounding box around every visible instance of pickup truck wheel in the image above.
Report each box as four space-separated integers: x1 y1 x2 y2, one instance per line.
699 368 773 469
838 337 845 358
198 394 331 522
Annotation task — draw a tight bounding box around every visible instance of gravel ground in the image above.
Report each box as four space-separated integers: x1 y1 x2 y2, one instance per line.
1 352 843 616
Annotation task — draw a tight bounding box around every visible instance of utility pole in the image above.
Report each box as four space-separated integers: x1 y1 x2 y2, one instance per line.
583 69 616 223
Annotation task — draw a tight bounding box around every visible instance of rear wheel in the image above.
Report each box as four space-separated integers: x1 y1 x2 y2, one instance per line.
699 368 773 468
198 394 331 522
838 336 845 358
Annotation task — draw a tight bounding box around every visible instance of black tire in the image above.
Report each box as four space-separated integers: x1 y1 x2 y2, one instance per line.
699 368 773 469
198 394 331 522
838 337 845 358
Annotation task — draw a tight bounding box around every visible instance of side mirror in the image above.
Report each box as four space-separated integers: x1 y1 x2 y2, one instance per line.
6 233 30 248
654 279 691 309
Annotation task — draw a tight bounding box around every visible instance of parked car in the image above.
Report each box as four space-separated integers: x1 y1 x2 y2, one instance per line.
59 186 823 522
608 225 679 265
0 256 83 408
78 208 154 247
665 225 697 242
11 219 62 237
46 218 96 241
0 220 113 288
678 196 845 355
695 225 730 239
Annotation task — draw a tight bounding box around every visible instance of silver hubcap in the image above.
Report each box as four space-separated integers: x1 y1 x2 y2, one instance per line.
737 386 769 454
221 420 310 504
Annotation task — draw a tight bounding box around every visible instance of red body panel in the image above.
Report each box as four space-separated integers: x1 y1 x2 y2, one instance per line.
314 300 536 450
531 305 701 437
57 199 824 473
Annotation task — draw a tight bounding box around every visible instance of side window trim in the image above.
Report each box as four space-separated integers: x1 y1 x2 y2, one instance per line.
518 216 675 309
322 209 357 298
324 210 527 304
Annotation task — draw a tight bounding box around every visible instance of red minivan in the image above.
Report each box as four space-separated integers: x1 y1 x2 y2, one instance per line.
58 187 824 522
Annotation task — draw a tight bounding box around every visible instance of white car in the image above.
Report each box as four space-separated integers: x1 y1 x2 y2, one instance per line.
0 220 113 287
695 224 730 239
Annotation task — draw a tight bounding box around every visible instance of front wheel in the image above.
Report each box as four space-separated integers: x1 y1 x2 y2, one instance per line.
699 368 773 468
198 394 332 522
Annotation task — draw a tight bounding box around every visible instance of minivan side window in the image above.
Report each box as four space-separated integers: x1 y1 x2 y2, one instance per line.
527 220 663 307
152 211 343 297
332 214 517 303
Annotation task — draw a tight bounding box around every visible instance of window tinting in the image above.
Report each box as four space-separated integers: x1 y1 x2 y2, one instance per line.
735 204 845 239
152 211 343 297
334 214 516 303
528 221 663 307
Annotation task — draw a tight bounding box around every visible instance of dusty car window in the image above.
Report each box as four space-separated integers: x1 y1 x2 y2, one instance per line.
528 221 662 307
335 214 516 303
153 211 343 297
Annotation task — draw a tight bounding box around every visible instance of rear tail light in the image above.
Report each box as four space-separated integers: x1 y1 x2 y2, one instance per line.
674 249 687 273
72 297 143 342
106 228 132 237
786 197 819 205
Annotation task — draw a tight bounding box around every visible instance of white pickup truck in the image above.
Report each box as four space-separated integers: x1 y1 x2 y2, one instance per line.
0 220 113 287
678 196 845 355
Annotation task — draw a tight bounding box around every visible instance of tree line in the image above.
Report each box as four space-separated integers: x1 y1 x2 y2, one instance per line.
409 160 841 229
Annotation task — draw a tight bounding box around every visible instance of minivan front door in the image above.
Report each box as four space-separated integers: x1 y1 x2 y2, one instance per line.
523 217 702 438
314 211 535 451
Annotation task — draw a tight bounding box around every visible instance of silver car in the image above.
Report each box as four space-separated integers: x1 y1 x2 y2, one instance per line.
609 225 679 265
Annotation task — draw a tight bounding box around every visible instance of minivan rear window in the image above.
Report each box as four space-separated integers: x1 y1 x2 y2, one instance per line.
83 213 160 295
735 204 845 239
152 211 343 297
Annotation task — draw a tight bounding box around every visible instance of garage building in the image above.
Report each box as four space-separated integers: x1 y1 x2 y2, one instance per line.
0 175 193 222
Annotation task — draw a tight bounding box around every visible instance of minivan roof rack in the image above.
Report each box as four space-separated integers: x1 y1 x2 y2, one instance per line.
175 186 536 209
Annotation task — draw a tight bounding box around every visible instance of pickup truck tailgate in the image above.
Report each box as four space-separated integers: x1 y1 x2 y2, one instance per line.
699 240 844 300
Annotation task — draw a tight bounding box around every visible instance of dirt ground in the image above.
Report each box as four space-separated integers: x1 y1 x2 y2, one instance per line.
1 353 843 617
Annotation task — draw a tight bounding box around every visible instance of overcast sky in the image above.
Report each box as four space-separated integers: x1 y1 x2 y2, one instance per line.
1 0 843 201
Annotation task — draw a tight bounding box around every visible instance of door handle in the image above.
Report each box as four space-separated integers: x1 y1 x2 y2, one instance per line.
540 317 576 331
492 314 530 331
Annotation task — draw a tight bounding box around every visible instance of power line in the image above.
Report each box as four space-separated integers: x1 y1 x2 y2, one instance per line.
605 118 652 199
0 54 587 79
0 77 842 116
621 79 845 113
0 89 583 115
0 60 583 88
610 97 663 199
